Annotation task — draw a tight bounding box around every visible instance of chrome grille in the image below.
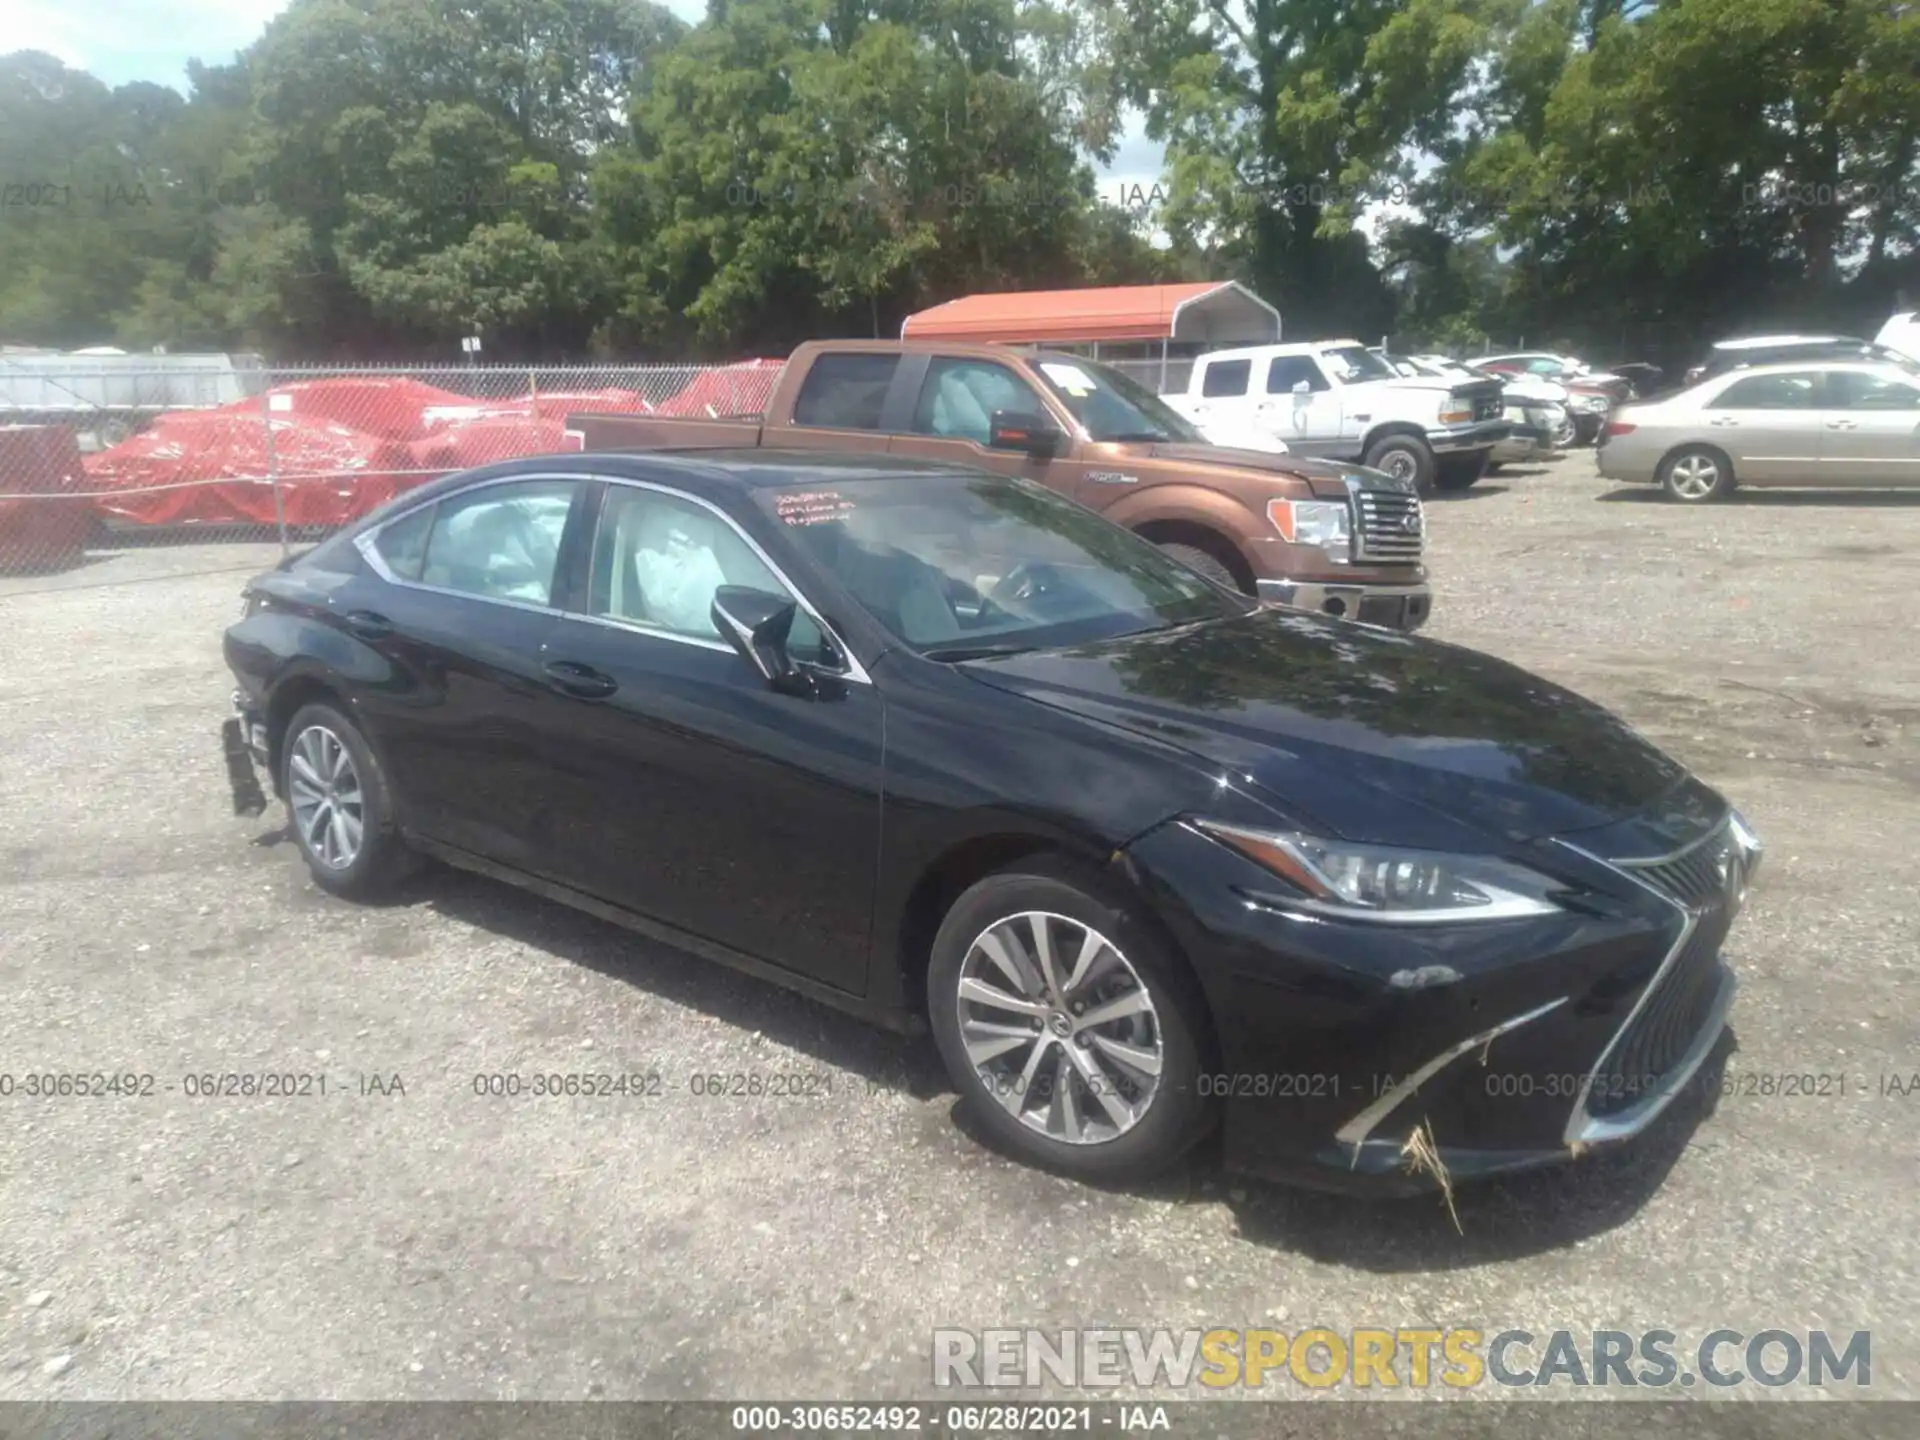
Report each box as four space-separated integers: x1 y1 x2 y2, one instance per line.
1620 819 1738 907
1586 919 1729 1117
1353 490 1425 564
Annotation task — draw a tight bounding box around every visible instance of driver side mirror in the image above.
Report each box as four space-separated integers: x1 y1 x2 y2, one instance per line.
988 410 1062 457
711 585 815 697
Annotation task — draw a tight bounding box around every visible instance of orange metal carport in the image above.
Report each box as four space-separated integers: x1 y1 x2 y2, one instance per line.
900 282 1280 391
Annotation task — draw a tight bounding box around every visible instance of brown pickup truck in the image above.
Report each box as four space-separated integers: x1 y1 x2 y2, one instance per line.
570 340 1431 629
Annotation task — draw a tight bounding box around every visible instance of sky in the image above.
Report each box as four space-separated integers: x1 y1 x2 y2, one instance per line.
2 0 1167 196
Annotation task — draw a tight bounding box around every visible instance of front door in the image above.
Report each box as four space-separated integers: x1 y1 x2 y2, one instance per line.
535 479 884 994
1818 369 1920 485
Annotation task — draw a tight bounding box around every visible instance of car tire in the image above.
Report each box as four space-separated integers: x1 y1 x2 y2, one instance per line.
927 862 1214 1183
281 701 417 899
1362 434 1437 493
1154 541 1242 594
1433 451 1489 492
1659 446 1736 503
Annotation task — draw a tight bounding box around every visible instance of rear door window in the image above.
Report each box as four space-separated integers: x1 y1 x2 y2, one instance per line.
791 354 901 430
1711 373 1820 409
372 505 434 581
419 479 577 606
1199 359 1251 397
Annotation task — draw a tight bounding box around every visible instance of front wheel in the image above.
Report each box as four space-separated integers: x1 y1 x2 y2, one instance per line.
1659 446 1736 503
281 702 417 899
927 865 1213 1182
1153 540 1243 594
1362 434 1437 493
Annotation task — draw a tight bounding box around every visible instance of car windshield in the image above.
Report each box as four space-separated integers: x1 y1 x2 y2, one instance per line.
1320 345 1399 382
758 472 1252 657
1030 357 1208 444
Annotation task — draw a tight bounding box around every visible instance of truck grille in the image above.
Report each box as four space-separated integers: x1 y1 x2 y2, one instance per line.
1354 491 1425 563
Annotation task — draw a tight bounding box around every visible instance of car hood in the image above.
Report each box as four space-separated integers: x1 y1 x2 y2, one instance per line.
1130 442 1413 501
961 608 1691 849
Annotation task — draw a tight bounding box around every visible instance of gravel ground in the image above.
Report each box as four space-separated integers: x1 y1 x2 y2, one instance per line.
1 456 1916 1412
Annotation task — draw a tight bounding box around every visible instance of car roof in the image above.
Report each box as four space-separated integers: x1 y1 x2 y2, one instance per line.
1712 333 1861 350
426 447 992 496
1700 358 1914 383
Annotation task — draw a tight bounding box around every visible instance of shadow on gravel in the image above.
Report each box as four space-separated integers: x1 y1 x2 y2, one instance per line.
1599 486 1920 507
1428 483 1510 502
320 847 1735 1264
401 861 953 1103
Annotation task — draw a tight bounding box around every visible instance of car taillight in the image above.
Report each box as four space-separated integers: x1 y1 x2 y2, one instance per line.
1604 420 1637 437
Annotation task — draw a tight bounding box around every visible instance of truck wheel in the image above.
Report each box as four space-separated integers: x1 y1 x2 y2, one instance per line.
1432 451 1489 492
1155 542 1244 595
1362 435 1436 493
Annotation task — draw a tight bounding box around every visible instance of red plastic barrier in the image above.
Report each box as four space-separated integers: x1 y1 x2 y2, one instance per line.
405 415 581 479
655 361 783 417
0 425 93 563
226 376 478 441
85 411 425 526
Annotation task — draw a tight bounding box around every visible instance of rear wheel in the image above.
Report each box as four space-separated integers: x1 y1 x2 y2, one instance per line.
927 865 1213 1182
1362 434 1437 493
281 702 417 898
1154 540 1244 594
1659 446 1736 503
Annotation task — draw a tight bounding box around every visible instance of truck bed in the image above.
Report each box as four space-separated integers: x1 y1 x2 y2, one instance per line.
568 412 766 450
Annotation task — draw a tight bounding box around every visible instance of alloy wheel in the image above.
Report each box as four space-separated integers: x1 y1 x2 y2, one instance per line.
1379 450 1418 483
1668 454 1721 500
288 723 365 870
955 911 1163 1144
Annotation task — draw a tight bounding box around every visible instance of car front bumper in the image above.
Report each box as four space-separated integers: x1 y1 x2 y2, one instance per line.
1255 579 1431 631
1427 418 1512 454
1120 812 1755 1197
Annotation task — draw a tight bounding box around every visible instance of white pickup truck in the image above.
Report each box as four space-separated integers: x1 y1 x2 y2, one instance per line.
1166 339 1511 492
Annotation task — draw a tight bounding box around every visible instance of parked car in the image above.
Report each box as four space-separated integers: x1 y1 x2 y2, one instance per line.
1371 351 1575 462
1472 357 1622 444
1597 360 1920 501
1878 312 1920 363
222 450 1761 1193
1601 362 1668 398
568 340 1431 630
1679 335 1902 388
1165 340 1510 493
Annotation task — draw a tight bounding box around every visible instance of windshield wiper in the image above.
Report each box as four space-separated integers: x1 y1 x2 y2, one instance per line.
920 640 1041 662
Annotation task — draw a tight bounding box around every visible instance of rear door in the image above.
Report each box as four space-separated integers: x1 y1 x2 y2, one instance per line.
768 351 911 454
1818 369 1920 485
1697 371 1823 482
344 475 590 872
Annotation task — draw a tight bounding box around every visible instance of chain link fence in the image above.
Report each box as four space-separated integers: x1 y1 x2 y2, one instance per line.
0 361 781 582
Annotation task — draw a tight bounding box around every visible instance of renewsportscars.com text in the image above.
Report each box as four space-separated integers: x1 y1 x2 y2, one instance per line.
932 1327 1871 1390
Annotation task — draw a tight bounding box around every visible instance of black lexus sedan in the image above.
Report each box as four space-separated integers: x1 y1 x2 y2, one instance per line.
222 450 1760 1194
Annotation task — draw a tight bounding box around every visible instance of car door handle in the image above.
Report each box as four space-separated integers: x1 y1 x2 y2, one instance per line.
543 659 618 700
1825 419 1858 430
1709 417 1739 427
344 610 393 640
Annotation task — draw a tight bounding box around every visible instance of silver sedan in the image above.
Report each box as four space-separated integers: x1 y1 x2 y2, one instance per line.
1597 360 1920 501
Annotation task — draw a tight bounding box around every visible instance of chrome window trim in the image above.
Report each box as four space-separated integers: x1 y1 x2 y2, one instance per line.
594 475 873 686
354 472 582 617
350 470 873 684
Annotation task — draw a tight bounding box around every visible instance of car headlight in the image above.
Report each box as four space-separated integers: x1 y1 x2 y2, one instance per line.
1266 499 1351 562
1194 821 1566 924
